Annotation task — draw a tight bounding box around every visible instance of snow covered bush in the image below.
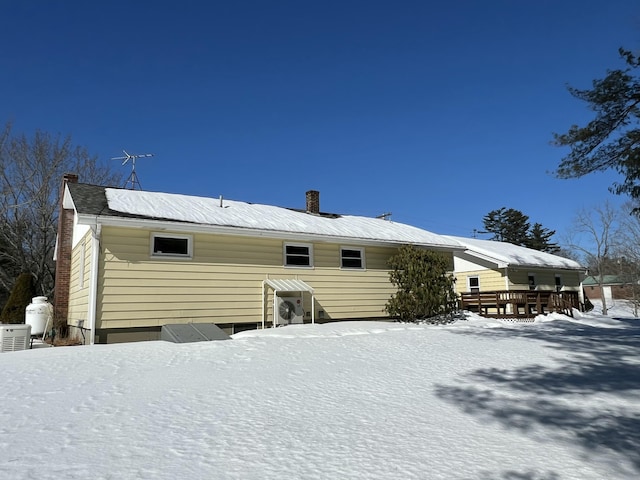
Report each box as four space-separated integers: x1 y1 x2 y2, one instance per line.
385 245 457 323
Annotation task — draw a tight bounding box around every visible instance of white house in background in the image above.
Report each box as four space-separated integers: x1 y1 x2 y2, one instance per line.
54 174 464 344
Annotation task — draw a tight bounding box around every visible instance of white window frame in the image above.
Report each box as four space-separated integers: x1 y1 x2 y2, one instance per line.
150 233 193 259
467 275 480 293
284 242 313 268
555 274 563 292
528 273 537 290
340 246 365 270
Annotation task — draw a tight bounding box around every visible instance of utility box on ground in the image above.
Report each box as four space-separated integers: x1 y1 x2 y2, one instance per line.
1 324 32 352
160 323 231 343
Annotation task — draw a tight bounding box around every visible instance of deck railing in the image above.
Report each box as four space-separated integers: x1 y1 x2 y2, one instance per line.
459 290 580 319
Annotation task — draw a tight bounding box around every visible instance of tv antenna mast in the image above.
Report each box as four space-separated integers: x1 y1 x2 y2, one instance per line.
111 150 154 190
472 229 489 238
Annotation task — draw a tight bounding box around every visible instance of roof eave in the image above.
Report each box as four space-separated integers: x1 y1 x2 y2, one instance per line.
77 214 463 250
510 263 586 272
460 249 584 271
460 249 508 268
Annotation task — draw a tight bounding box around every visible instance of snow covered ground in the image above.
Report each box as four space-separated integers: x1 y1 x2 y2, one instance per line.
1 302 638 479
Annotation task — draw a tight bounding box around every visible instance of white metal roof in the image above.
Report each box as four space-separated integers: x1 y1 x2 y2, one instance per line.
103 188 462 249
264 279 314 293
445 235 584 270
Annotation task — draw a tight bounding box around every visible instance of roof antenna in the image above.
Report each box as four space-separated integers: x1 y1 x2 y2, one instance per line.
472 229 489 238
111 150 154 190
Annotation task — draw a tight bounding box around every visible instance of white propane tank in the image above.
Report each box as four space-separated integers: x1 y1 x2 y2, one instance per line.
25 296 52 336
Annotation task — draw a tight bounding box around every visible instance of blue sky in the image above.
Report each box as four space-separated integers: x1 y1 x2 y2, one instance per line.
2 1 639 242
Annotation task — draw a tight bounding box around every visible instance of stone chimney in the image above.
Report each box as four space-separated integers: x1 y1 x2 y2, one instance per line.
306 190 320 214
53 173 78 328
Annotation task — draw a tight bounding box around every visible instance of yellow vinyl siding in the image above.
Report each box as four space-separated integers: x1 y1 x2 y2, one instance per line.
455 267 582 295
560 271 582 290
508 268 581 291
454 269 506 295
67 230 92 326
96 227 403 329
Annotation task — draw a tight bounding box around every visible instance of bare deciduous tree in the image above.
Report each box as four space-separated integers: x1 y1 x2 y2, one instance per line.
564 201 620 315
0 122 121 304
613 202 640 315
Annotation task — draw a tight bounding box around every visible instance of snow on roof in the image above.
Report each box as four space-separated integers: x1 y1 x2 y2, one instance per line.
105 188 460 248
582 275 626 286
264 278 314 293
445 235 584 270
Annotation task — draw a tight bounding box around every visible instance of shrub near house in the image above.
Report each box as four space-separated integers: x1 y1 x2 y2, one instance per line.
386 245 457 323
0 273 36 324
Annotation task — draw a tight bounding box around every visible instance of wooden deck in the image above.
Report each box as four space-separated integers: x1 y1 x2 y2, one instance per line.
459 290 580 319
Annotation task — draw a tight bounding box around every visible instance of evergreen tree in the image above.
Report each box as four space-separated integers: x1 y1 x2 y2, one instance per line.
0 234 17 308
501 209 531 245
482 208 506 241
0 272 36 324
554 48 640 207
482 208 560 252
385 245 457 323
482 208 530 245
526 223 560 253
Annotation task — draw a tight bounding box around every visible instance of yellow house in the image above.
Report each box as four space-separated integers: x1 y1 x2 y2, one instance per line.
54 175 463 344
445 236 587 317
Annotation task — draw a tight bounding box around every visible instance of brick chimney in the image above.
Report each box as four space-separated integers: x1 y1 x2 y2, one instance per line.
53 173 78 328
306 190 320 214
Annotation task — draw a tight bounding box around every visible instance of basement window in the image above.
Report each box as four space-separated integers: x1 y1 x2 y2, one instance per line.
341 247 365 269
284 243 313 267
151 233 192 258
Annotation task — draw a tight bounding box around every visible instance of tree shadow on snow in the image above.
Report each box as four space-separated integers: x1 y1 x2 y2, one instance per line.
436 318 640 474
475 471 561 480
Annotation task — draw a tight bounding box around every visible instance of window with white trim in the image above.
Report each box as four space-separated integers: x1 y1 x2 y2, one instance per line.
528 273 537 290
284 243 313 267
151 233 193 258
555 274 562 292
468 276 480 293
340 247 365 269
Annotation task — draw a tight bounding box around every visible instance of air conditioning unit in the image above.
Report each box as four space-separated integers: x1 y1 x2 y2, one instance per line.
276 296 304 325
0 324 32 352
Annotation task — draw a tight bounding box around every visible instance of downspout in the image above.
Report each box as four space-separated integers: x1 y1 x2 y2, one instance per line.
503 266 510 314
87 222 101 345
504 266 510 291
273 292 278 328
261 281 266 329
